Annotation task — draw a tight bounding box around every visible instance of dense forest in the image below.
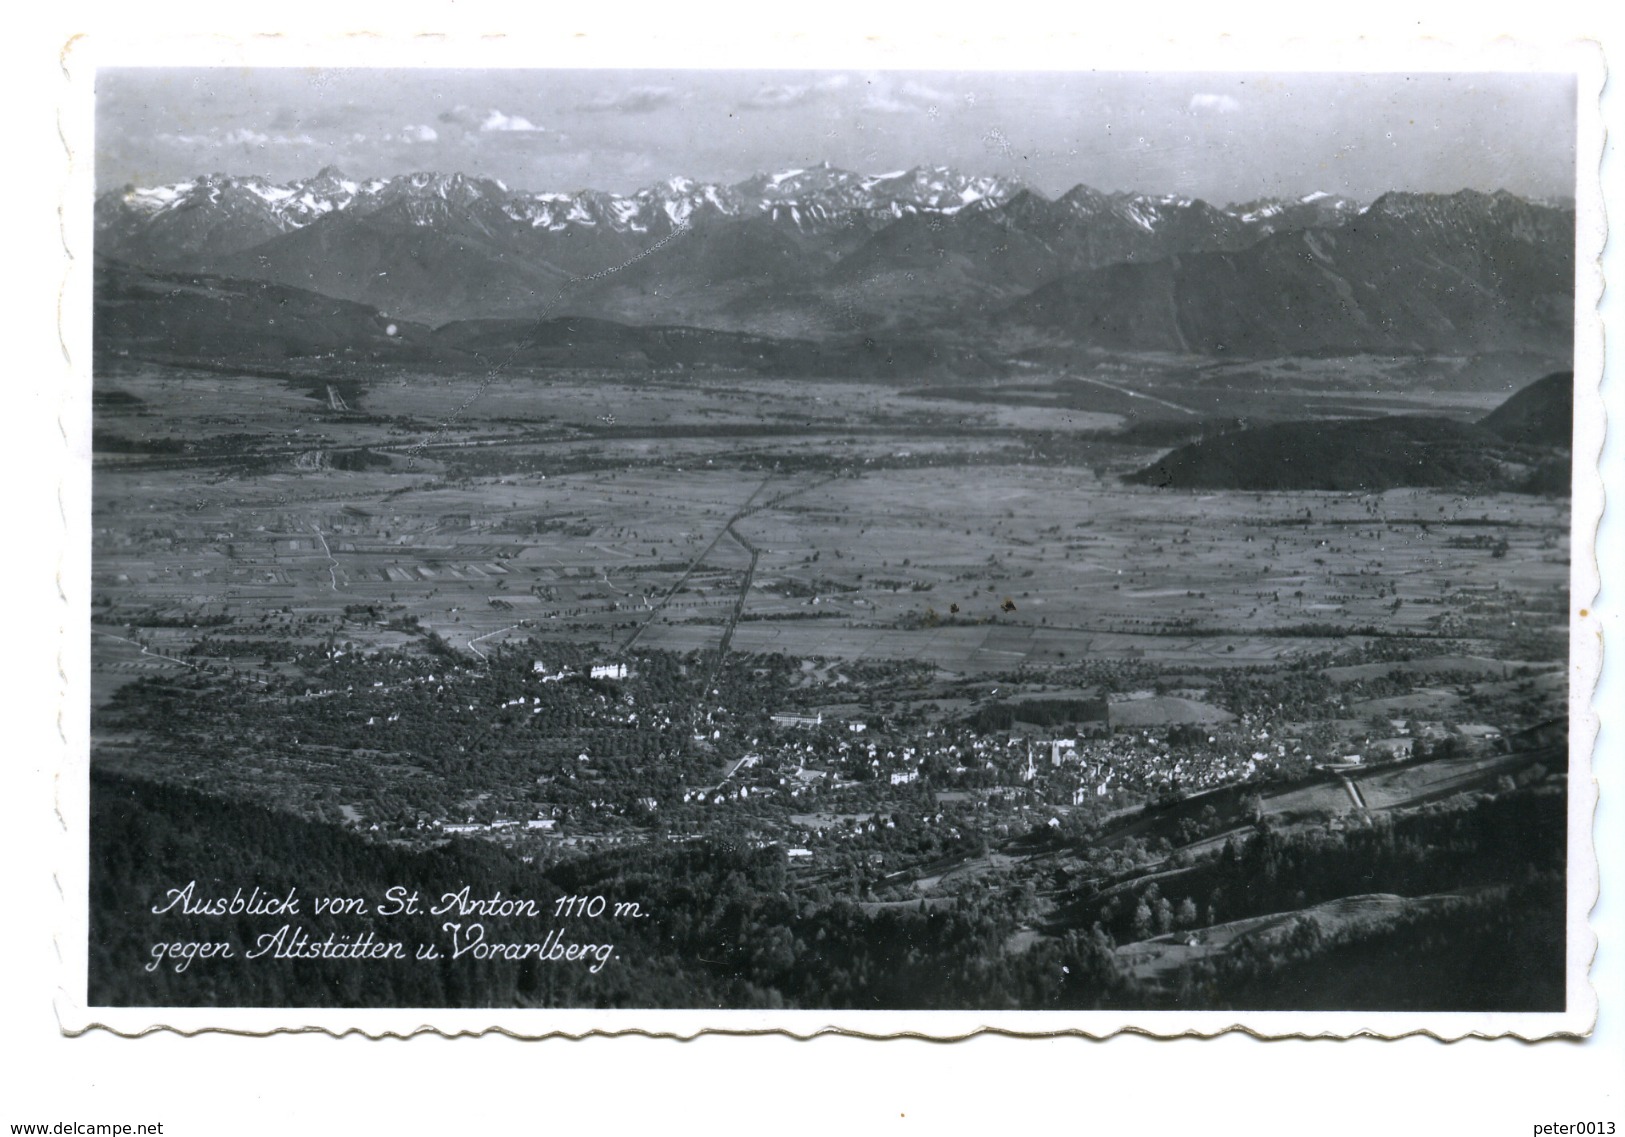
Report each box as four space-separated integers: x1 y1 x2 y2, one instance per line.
90 768 1566 1011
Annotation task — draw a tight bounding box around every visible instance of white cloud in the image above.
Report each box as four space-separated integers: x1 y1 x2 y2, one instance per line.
741 74 852 111
160 128 316 147
480 109 545 133
742 84 814 110
439 104 547 134
578 86 677 114
857 75 955 115
861 94 915 114
1188 93 1242 115
900 79 953 103
400 123 439 143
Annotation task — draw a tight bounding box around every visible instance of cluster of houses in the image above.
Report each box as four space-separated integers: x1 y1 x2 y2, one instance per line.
531 659 630 682
1326 719 1506 768
654 709 1309 824
438 815 558 836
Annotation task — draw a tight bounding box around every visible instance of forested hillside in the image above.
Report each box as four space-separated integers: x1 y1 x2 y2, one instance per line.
91 769 1565 1011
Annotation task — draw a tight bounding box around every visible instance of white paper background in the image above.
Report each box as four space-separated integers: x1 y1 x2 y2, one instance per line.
5 3 1621 1132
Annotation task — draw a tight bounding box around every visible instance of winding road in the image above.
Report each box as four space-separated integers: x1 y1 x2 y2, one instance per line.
467 623 523 661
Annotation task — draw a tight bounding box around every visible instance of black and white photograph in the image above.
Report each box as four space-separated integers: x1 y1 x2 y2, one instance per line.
77 58 1594 1028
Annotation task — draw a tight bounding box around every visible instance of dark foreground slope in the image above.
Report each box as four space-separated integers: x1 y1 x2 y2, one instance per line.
1127 372 1573 493
91 767 1564 1011
90 768 1067 1010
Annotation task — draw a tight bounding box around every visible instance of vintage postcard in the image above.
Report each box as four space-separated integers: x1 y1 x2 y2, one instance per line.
55 32 1603 1039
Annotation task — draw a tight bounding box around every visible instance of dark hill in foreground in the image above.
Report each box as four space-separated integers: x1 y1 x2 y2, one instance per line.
1126 416 1504 492
1126 372 1573 493
1479 370 1574 448
90 765 1562 1011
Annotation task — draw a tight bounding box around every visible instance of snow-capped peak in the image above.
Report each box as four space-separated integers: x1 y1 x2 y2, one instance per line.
122 181 197 212
99 162 1028 250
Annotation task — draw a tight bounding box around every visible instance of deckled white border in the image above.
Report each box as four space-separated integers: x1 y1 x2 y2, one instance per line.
52 29 1604 1041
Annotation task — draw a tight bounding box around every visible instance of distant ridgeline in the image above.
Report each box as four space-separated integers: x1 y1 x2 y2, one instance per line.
90 258 1004 380
91 767 1564 1011
94 170 1572 364
1127 371 1573 494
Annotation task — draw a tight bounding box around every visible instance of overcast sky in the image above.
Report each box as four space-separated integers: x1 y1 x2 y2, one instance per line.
96 68 1577 203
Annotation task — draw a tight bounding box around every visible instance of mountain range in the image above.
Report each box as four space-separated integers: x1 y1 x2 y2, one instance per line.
94 164 1574 360
1007 190 1573 357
